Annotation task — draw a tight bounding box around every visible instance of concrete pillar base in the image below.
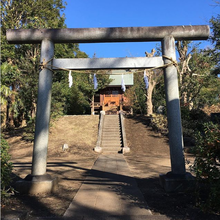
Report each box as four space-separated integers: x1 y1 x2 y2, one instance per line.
14 174 58 195
100 110 105 115
94 146 102 153
159 172 195 193
122 146 130 154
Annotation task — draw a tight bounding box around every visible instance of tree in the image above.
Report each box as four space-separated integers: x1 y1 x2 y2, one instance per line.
1 0 67 126
145 49 163 115
125 71 147 115
209 8 220 76
1 62 21 128
1 0 92 128
63 71 111 115
1 136 13 200
176 40 218 110
191 10 220 212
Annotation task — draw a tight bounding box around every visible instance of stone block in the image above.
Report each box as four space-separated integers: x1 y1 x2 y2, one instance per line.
14 176 58 195
159 172 195 193
94 146 102 153
1 210 28 220
123 146 130 154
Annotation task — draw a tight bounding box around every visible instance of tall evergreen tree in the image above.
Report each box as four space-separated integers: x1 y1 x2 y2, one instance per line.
209 13 220 76
1 0 67 127
1 0 109 128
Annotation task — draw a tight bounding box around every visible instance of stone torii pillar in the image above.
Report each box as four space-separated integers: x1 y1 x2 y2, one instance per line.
17 39 56 194
159 36 189 192
7 25 210 193
31 39 54 177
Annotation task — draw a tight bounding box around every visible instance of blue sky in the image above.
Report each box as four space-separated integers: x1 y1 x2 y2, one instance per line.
63 0 219 58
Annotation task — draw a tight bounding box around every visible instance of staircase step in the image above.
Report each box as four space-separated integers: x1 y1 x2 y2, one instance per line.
100 114 122 153
102 137 121 141
103 130 120 133
101 147 122 152
104 124 119 127
101 143 121 145
101 141 121 146
102 138 121 142
102 134 121 138
103 126 120 129
101 135 121 139
102 137 121 140
101 141 121 145
102 131 120 134
102 130 120 132
104 123 120 126
102 130 120 134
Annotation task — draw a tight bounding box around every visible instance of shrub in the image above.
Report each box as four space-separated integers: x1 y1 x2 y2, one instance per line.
1 135 13 199
150 114 168 135
181 107 210 138
192 122 220 213
22 117 35 141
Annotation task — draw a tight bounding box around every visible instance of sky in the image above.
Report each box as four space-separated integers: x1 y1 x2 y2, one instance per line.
63 0 219 58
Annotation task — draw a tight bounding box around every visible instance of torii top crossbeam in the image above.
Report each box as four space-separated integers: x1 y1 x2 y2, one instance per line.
7 25 209 44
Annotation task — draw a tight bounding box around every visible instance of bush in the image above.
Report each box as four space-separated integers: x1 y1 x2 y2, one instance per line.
192 122 220 213
1 136 13 199
22 117 35 142
150 114 168 135
181 107 210 138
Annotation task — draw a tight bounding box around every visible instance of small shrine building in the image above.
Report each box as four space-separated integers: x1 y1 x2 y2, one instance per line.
93 70 134 114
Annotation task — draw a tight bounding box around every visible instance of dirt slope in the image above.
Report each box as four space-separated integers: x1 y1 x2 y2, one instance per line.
2 115 219 219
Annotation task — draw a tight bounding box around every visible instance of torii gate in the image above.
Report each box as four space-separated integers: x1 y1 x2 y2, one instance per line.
7 25 210 193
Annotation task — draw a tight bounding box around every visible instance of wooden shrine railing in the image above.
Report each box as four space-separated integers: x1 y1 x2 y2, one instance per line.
103 94 120 106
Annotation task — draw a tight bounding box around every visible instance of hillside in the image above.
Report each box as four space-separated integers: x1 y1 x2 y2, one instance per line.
2 115 219 219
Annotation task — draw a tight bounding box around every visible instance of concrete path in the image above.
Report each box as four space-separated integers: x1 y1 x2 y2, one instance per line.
64 154 169 220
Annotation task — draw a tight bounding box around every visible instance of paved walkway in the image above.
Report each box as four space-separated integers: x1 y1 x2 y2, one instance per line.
2 153 170 220
64 154 168 220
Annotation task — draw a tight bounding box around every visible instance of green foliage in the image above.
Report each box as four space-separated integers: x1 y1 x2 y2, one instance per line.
1 136 13 199
125 72 147 115
152 77 166 112
51 70 111 116
177 43 217 110
66 85 91 115
188 50 219 109
0 83 12 127
150 114 168 135
23 117 36 142
1 0 67 128
181 107 210 137
209 14 220 76
192 122 220 213
64 72 111 115
1 0 92 129
1 62 21 86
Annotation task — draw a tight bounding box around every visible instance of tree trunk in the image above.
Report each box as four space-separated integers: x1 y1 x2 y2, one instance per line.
146 78 156 115
1 104 7 128
147 87 153 115
91 95 94 115
7 84 16 128
145 49 157 115
176 41 192 109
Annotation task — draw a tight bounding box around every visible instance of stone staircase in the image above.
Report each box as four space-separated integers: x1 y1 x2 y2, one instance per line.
101 115 122 153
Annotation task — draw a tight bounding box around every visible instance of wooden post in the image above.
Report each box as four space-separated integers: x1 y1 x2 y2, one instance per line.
91 95 94 115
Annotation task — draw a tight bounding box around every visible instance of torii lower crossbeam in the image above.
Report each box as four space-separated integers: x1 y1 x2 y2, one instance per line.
52 57 164 70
